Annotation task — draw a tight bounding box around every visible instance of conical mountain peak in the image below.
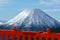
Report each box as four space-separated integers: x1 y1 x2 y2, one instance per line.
4 8 60 31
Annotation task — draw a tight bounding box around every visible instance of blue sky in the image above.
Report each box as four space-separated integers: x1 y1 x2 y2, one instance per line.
0 0 60 22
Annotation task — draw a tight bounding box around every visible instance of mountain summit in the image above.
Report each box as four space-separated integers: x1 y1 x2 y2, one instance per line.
4 8 60 31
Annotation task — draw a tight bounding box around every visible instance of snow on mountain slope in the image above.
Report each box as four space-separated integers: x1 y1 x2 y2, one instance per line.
0 22 3 25
5 9 31 25
5 8 60 30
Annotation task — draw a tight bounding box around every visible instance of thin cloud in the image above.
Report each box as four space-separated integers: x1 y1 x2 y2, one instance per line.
0 0 17 7
0 0 14 11
44 9 60 13
0 0 8 6
39 0 60 6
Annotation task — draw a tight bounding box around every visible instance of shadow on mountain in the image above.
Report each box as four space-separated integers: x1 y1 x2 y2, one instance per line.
0 25 60 33
50 26 60 33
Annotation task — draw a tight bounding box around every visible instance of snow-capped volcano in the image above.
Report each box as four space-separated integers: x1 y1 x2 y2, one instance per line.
5 8 60 31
